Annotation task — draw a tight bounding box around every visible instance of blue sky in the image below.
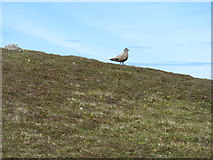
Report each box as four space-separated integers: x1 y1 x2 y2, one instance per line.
1 2 212 79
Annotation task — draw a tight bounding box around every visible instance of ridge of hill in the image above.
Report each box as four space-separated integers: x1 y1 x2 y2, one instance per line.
2 48 211 158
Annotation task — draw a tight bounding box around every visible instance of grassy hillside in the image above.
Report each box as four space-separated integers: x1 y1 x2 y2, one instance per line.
2 48 212 158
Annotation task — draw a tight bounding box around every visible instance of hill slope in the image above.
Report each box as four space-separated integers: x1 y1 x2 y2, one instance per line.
2 48 212 158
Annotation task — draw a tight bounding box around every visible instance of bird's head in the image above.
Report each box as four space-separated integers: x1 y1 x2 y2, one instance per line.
124 48 129 52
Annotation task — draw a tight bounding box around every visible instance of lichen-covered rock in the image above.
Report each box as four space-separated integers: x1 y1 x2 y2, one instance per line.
4 44 23 51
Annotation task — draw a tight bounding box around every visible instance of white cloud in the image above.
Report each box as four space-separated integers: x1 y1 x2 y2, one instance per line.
3 12 109 58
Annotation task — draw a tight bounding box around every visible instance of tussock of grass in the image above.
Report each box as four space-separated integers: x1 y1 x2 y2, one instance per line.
2 48 212 158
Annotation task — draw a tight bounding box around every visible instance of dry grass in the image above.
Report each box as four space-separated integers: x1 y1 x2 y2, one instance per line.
2 48 212 158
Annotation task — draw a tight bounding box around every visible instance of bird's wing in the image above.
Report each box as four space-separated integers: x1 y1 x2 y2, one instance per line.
110 51 127 62
115 53 123 59
110 53 121 60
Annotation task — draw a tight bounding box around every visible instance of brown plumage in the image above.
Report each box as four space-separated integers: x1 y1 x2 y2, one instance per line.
110 48 129 64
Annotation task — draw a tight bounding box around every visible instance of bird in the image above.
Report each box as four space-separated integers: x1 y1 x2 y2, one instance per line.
110 48 129 64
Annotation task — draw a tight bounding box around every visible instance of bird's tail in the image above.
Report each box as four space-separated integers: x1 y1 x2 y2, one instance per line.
110 58 118 61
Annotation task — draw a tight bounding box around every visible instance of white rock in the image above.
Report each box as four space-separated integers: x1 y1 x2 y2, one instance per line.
4 44 23 51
